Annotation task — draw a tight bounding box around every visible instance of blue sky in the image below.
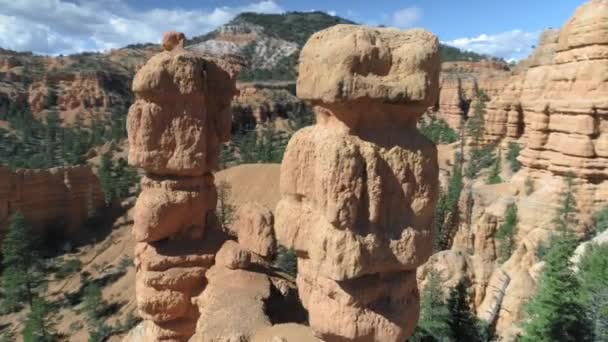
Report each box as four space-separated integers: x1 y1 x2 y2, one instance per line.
0 0 585 60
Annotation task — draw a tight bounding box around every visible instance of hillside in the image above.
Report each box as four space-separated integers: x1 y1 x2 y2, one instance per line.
187 11 354 81
187 11 499 82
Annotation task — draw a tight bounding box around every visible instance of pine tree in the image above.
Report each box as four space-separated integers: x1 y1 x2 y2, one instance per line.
410 270 453 341
447 279 485 342
486 149 502 184
435 152 464 251
22 298 54 342
507 142 522 172
236 128 258 164
496 203 518 263
83 283 111 342
83 283 104 322
1 213 41 312
522 175 591 342
594 207 608 234
98 152 114 206
553 172 579 233
577 244 608 341
43 111 63 167
419 115 459 145
521 231 592 341
466 95 486 142
287 104 314 132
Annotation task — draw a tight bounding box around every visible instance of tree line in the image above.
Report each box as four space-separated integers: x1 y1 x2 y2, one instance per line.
0 102 128 170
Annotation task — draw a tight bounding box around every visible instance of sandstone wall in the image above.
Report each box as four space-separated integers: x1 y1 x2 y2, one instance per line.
437 61 510 130
0 165 104 234
422 3 608 339
231 85 303 130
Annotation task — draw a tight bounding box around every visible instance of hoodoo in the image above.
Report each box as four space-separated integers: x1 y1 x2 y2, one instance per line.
275 24 440 342
126 32 238 341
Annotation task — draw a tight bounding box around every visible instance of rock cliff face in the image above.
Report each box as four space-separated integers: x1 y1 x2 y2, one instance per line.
421 2 608 339
0 46 153 125
189 21 299 71
518 0 608 181
127 32 238 340
231 85 303 129
27 71 132 124
483 29 560 145
437 61 510 130
275 24 440 342
0 165 104 234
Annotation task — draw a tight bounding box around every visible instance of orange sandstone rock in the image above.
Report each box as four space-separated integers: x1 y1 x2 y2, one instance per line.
275 24 440 342
127 31 237 341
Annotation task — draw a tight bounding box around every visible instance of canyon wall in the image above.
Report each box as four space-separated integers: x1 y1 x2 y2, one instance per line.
275 25 440 342
437 60 510 130
0 165 104 234
422 1 608 340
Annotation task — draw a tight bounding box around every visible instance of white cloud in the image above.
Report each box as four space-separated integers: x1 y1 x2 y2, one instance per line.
0 0 284 55
391 7 422 28
444 30 541 61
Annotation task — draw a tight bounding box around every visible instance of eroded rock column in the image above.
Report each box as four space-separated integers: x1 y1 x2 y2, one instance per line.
275 25 440 342
127 32 237 341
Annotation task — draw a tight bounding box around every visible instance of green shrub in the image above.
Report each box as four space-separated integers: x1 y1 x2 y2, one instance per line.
496 203 518 262
435 152 464 251
507 142 522 172
55 259 83 280
116 256 133 274
525 176 535 195
275 247 297 277
465 144 497 179
594 207 608 234
577 243 608 341
486 151 503 184
419 116 459 144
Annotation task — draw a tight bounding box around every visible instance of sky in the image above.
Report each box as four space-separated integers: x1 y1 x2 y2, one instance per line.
0 0 584 60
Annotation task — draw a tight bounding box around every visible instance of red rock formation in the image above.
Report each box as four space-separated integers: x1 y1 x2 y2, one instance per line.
484 29 560 145
518 1 608 181
231 85 302 129
275 25 440 342
437 60 510 130
420 3 608 339
0 165 104 235
127 32 238 341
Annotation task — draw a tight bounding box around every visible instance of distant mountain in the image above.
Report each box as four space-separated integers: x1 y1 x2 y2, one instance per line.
187 11 355 81
439 44 503 63
187 11 501 82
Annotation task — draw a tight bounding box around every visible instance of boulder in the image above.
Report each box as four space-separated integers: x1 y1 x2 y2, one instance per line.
232 202 276 258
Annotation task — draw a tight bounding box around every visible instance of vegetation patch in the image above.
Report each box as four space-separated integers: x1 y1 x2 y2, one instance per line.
419 116 459 144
